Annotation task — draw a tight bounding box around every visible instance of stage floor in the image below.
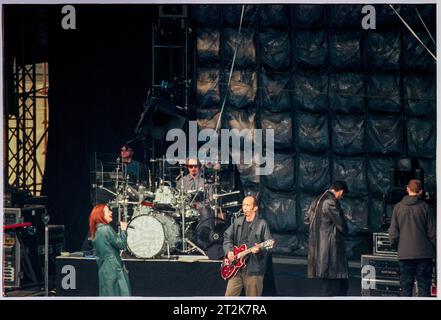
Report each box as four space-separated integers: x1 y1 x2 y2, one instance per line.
55 255 361 297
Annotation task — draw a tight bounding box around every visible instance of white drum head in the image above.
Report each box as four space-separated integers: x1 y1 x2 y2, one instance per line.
127 215 165 258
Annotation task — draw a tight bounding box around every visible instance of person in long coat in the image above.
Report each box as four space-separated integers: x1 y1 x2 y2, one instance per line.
304 181 349 296
89 204 131 296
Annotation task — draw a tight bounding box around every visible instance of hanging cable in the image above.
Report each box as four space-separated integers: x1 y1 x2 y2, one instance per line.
415 7 436 47
389 4 436 61
215 6 245 133
219 7 260 78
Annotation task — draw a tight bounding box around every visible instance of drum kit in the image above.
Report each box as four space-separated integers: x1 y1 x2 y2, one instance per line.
93 155 242 259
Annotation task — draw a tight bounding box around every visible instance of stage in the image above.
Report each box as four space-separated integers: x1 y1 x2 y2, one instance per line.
55 255 362 297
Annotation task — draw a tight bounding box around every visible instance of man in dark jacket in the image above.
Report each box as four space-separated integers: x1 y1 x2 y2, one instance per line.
389 179 436 297
304 181 349 296
120 143 148 185
223 195 273 296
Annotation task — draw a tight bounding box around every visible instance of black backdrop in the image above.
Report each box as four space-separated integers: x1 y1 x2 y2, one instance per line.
41 5 155 250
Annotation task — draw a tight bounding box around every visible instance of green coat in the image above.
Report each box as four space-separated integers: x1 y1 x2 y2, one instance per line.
92 224 131 296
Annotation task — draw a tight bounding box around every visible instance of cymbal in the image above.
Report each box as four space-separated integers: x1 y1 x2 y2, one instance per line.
150 158 186 163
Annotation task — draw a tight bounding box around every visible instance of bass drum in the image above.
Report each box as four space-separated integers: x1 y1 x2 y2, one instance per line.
127 212 180 258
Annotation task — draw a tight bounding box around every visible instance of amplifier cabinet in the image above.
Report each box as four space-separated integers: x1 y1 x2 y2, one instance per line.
3 206 65 288
3 208 22 288
361 254 400 281
361 254 400 296
361 279 402 296
373 232 397 256
362 255 437 296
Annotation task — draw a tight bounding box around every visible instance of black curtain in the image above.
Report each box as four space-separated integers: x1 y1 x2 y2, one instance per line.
42 5 154 250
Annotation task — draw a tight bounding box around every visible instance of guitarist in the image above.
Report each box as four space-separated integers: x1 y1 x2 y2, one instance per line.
223 195 272 296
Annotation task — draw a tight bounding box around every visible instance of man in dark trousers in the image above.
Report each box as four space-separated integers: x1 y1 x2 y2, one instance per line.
223 195 272 296
389 179 436 297
304 181 349 296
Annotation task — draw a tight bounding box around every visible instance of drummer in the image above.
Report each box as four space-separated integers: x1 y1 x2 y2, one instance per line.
176 158 204 192
176 158 213 222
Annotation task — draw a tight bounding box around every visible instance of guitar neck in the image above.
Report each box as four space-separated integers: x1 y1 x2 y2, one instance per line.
236 245 259 260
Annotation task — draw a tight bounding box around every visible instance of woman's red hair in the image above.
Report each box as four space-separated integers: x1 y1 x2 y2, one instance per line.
89 204 108 239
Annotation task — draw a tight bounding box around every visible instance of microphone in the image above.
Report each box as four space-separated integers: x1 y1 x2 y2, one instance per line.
231 209 243 224
235 209 244 217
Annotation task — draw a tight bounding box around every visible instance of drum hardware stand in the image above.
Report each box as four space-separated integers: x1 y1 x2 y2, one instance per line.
115 157 121 191
118 158 132 224
42 211 50 296
109 176 131 229
148 166 153 193
164 241 171 259
207 165 224 222
94 185 118 197
162 156 166 184
184 239 207 256
176 166 207 256
211 170 241 223
149 158 158 192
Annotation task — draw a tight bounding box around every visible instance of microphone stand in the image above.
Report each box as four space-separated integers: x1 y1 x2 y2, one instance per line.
133 89 156 193
115 157 121 193
179 166 187 253
42 211 50 296
176 168 206 257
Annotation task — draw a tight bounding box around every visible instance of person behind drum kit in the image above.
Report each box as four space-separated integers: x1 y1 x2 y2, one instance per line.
89 204 131 296
120 143 148 185
223 195 272 296
176 158 204 192
176 158 212 221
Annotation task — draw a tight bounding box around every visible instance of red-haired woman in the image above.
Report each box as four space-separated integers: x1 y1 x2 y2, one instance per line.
89 204 131 296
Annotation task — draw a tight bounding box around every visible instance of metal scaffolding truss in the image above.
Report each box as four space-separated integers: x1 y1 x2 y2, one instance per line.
152 5 191 108
6 61 48 195
148 6 192 185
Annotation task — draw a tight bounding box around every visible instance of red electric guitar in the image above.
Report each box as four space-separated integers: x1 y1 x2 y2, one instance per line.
220 239 275 280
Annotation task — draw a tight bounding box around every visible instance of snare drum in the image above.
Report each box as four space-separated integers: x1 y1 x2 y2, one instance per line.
127 212 180 258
